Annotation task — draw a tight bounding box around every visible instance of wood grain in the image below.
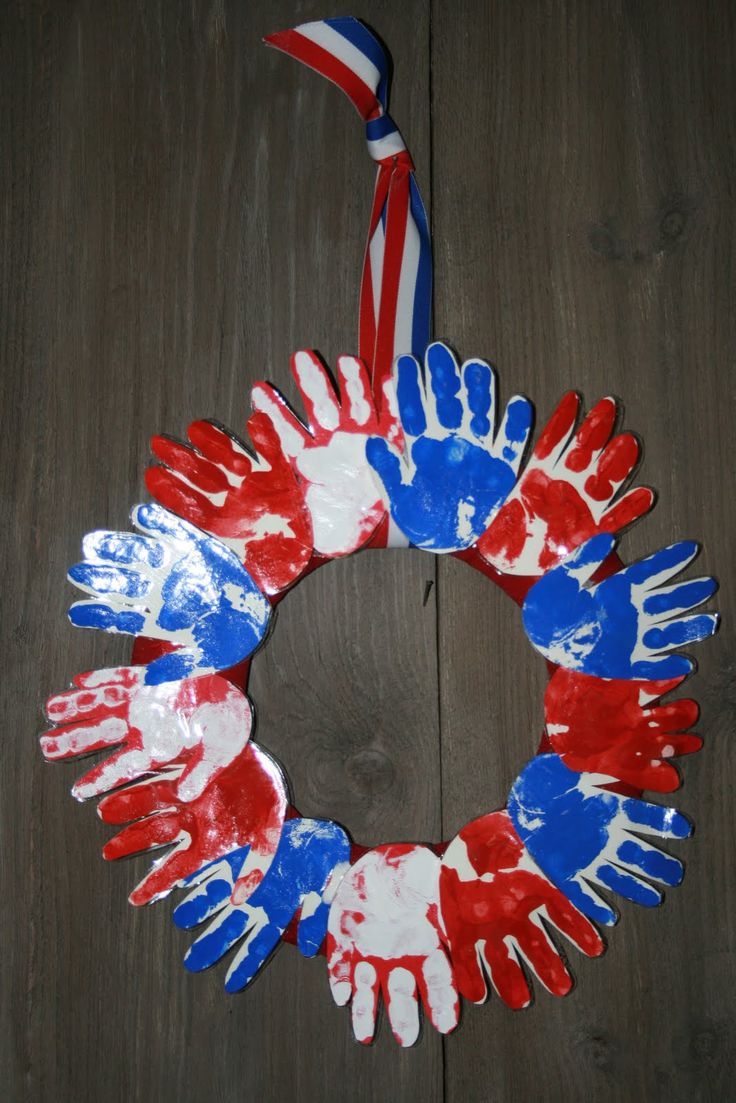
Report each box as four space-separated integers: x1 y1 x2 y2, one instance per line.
1 1 733 1100
433 3 735 1100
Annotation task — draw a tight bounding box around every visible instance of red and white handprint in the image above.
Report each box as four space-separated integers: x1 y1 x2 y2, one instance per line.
41 667 254 803
440 811 604 1009
252 351 398 557
478 392 654 576
146 412 312 595
326 844 458 1047
97 744 288 905
545 668 701 792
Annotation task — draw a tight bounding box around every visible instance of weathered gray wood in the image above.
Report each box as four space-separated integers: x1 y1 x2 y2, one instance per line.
433 2 735 1100
2 2 440 1099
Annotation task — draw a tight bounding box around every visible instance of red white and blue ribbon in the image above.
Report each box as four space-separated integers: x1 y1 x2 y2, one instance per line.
265 17 432 413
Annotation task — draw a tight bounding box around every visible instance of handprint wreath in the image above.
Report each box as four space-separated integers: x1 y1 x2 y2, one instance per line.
43 341 718 1047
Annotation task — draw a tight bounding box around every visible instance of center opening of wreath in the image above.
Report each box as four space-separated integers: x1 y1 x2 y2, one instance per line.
248 549 547 847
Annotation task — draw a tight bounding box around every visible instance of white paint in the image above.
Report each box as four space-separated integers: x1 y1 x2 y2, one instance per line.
338 356 371 427
327 845 458 1046
293 351 340 432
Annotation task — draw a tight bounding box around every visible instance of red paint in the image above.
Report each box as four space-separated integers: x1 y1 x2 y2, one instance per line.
477 391 653 577
545 669 701 792
147 412 313 596
97 744 288 906
440 811 604 1008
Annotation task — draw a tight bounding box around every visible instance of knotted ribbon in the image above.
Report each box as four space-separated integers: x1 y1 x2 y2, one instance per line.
265 17 432 414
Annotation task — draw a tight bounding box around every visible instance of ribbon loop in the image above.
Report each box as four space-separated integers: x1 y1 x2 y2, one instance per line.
266 17 432 415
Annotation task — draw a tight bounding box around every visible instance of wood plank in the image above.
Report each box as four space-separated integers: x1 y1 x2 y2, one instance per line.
432 1 735 1099
1 2 442 1098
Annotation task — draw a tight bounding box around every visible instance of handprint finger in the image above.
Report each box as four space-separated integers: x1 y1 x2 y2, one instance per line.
515 925 574 996
462 359 494 442
419 949 458 1036
451 940 487 1003
133 502 206 548
187 421 254 477
40 716 128 760
569 876 619 925
626 540 700 587
224 920 283 992
185 907 252 972
598 485 655 534
613 836 684 886
543 897 605 957
71 667 143 691
494 395 533 473
643 613 719 652
620 796 691 839
68 563 152 600
483 939 532 1009
251 382 310 458
291 350 341 437
395 354 427 438
151 435 230 493
68 601 146 636
565 397 617 471
82 531 165 568
45 681 128 724
642 578 718 621
145 467 220 530
102 813 181 860
587 432 640 500
595 862 663 907
426 342 463 431
98 775 179 824
173 854 244 928
366 437 404 500
535 391 580 465
71 746 157 800
351 961 379 1044
385 966 420 1047
244 411 294 473
337 355 375 431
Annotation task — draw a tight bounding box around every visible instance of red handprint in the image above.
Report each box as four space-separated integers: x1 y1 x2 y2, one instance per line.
479 392 653 576
545 668 701 792
146 412 313 595
440 810 604 1008
97 743 288 906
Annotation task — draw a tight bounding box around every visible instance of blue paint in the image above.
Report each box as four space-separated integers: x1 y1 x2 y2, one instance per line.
368 342 532 552
522 535 718 678
68 563 151 599
84 531 164 567
68 603 146 635
464 360 492 439
173 818 351 992
507 755 691 926
68 504 271 685
427 342 463 429
396 355 426 437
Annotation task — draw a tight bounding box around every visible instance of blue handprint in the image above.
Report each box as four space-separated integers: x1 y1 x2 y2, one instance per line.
172 817 351 992
67 503 271 684
508 754 692 925
367 342 532 552
522 533 718 679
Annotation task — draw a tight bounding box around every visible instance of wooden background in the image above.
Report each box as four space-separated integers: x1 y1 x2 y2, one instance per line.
2 2 734 1100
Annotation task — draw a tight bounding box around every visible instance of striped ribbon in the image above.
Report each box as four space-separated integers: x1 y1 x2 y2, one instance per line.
265 17 432 414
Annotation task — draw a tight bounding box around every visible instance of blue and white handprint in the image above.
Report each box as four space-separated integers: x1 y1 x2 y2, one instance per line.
522 533 718 679
172 818 351 992
68 503 271 684
508 754 692 926
366 342 532 552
